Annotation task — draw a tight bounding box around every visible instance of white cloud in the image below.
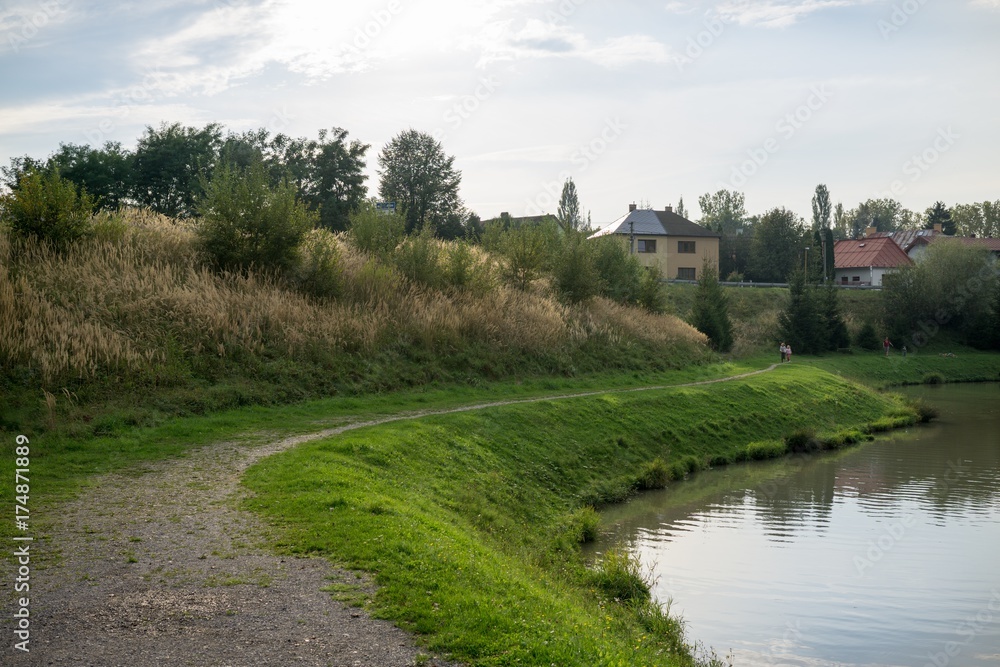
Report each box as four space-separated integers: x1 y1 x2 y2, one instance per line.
970 0 1000 8
716 0 873 28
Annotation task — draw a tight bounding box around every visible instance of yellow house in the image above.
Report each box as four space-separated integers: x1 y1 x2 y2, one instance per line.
589 204 721 280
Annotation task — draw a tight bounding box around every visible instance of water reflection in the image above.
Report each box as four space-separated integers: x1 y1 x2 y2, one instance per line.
591 384 1000 667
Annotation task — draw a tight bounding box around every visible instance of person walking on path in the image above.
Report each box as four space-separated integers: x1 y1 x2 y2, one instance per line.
786 344 792 363
884 337 893 357
780 343 787 363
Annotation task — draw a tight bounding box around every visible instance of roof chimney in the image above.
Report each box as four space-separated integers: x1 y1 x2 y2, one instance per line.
933 223 943 233
865 226 877 238
628 203 637 212
665 205 673 213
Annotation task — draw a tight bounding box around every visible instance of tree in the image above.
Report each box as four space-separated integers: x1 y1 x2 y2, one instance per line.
377 129 462 235
556 178 583 232
1 169 95 250
748 207 803 283
820 281 850 350
691 258 733 352
924 201 955 235
196 161 315 273
48 142 132 210
1 155 47 193
303 128 369 232
132 122 223 218
847 198 904 238
951 201 1000 238
698 189 746 234
811 184 831 231
676 196 688 219
779 270 822 354
833 202 848 239
553 231 599 303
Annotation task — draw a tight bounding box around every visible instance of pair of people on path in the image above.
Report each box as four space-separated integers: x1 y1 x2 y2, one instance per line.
780 342 792 363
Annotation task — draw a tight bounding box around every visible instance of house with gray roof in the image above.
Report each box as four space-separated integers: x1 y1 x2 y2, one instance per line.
589 204 720 280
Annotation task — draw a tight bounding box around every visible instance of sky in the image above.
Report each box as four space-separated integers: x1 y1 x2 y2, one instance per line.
1 0 999 226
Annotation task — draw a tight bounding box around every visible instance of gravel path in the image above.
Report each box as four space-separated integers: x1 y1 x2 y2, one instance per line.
13 365 777 667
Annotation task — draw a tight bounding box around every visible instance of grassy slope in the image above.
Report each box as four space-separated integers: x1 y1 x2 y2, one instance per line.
241 364 915 667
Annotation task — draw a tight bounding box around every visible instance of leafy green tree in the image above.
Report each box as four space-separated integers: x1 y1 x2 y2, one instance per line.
348 201 405 257
698 189 746 234
377 129 462 235
557 178 583 232
592 235 642 304
947 202 1000 238
833 201 848 239
1 155 47 192
847 198 905 238
691 259 733 352
48 142 132 210
196 161 315 273
132 122 223 218
485 222 554 290
924 201 954 234
779 270 822 354
554 231 599 303
811 184 832 231
1 169 95 250
748 207 803 283
822 228 835 282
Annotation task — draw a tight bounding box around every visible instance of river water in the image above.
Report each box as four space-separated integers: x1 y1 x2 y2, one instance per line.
591 383 1000 666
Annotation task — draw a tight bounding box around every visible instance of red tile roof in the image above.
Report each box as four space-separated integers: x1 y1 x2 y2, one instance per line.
834 237 914 269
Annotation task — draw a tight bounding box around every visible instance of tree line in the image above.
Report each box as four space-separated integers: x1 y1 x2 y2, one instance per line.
1 123 475 239
695 187 1000 284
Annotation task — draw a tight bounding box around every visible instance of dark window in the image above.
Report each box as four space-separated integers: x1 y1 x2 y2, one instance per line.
637 239 657 253
841 276 849 284
852 276 860 282
678 241 696 254
677 267 696 280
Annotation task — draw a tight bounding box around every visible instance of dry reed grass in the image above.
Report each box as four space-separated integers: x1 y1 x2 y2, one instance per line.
1 209 707 384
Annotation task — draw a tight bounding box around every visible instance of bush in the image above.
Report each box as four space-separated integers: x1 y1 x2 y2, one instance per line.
553 232 599 303
1 169 95 250
855 321 881 351
636 458 669 490
296 228 342 299
592 236 642 304
349 204 405 257
394 226 444 289
784 428 819 454
922 372 946 385
196 162 314 273
745 440 786 460
911 399 940 423
589 546 651 606
567 506 601 543
638 265 669 314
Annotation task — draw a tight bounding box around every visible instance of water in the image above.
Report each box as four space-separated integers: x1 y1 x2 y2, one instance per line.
591 383 1000 667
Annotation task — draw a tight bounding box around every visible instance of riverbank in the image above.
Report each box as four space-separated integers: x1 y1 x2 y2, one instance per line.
241 363 920 666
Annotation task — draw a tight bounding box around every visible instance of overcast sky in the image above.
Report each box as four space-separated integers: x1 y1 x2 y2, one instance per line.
2 0 998 225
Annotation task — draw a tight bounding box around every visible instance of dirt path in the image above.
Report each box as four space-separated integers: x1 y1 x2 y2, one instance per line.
19 364 777 667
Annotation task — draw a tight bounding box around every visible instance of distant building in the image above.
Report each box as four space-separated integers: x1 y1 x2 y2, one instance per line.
833 236 913 286
588 204 720 280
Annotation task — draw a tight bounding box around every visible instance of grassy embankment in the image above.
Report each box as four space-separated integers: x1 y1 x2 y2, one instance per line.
241 363 929 667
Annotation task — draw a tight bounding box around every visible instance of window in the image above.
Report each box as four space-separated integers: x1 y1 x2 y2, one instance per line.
852 276 860 282
678 241 696 254
637 239 657 253
677 267 696 280
841 276 849 284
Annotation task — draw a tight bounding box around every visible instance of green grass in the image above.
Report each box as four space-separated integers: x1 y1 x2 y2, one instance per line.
242 364 913 666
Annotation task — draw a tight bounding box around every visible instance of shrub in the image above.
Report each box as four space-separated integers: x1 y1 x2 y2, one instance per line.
745 439 786 460
349 204 405 257
196 162 314 273
638 265 669 314
911 399 940 423
592 236 642 304
854 321 881 351
636 458 669 490
553 232 599 303
394 226 444 289
589 545 651 606
2 169 95 250
922 372 946 385
568 506 601 543
784 428 819 454
296 228 342 299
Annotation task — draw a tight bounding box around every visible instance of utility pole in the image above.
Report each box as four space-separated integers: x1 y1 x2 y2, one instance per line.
804 246 810 275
